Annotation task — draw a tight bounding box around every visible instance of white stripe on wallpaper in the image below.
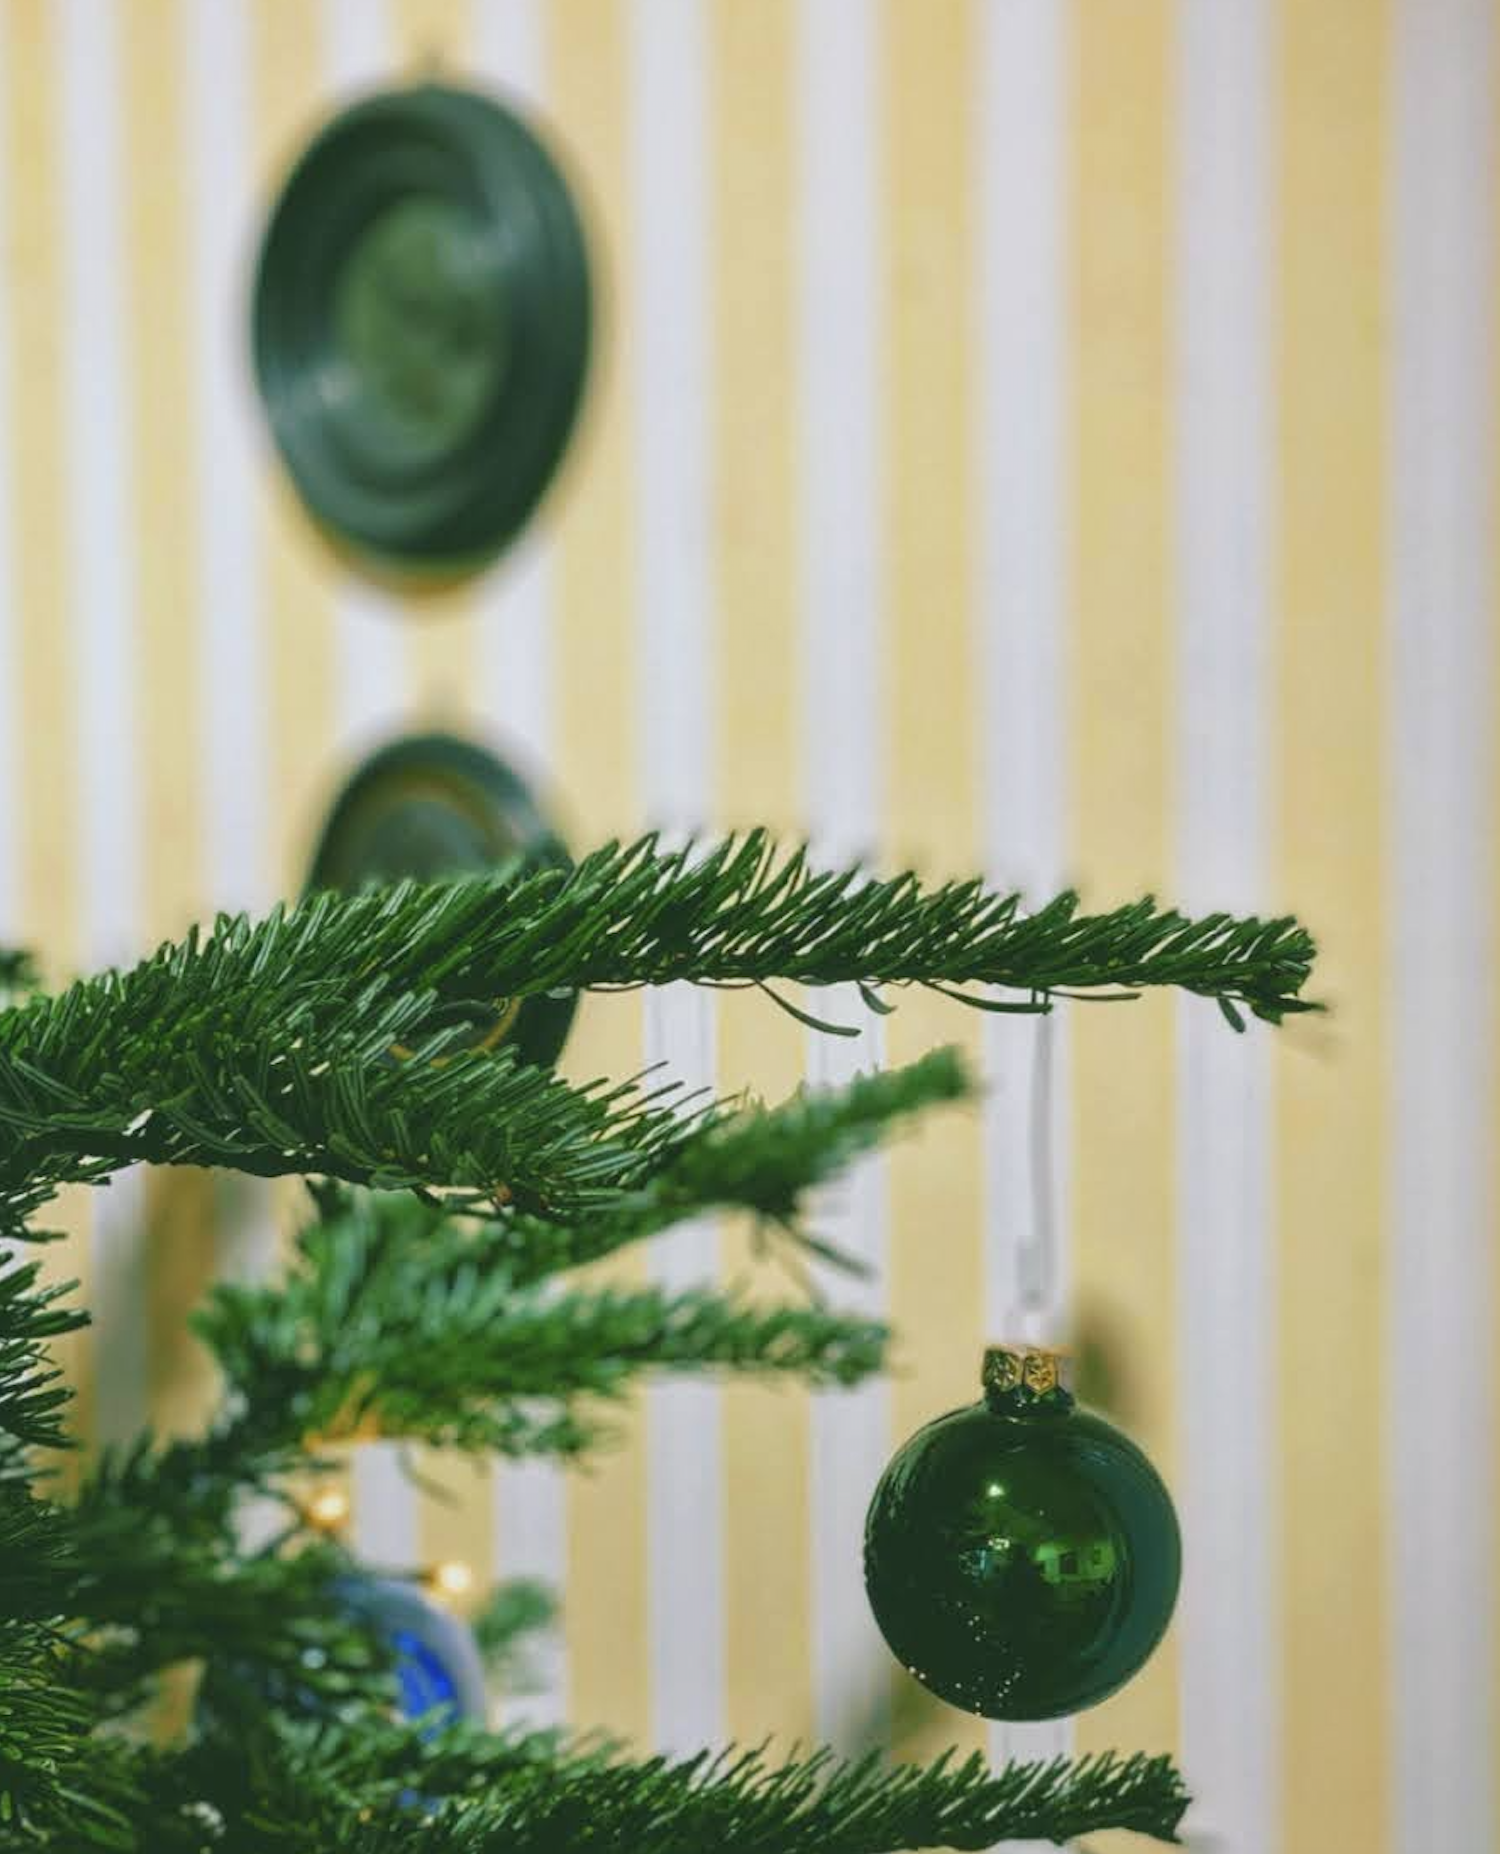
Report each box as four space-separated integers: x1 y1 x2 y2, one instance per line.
630 0 722 1758
805 1000 887 1755
0 25 16 945
470 0 569 1734
472 0 555 784
1389 2 1497 1848
62 0 146 1448
489 1453 566 1728
188 0 267 923
476 520 553 779
186 0 281 1295
975 0 1071 1810
324 0 406 767
321 0 416 1567
1174 4 1276 1850
633 0 711 829
797 0 890 1758
353 1436 421 1570
799 0 879 869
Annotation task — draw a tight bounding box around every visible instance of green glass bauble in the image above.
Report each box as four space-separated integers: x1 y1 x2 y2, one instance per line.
863 1345 1180 1721
307 732 576 1069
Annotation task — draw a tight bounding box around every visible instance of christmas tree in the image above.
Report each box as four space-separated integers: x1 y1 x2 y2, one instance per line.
0 833 1315 1849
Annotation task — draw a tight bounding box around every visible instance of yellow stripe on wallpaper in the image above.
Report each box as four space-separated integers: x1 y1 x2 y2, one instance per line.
3 0 92 1458
5 3 75 981
392 0 482 702
379 0 498 1617
1068 0 1179 1798
252 0 339 901
709 0 805 1734
248 0 347 1520
709 0 814 1751
882 0 987 1771
1276 2 1389 1850
123 0 220 1444
126 0 201 955
549 0 652 1751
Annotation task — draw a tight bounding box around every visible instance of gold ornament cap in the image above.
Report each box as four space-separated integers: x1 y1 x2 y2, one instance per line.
982 1342 1072 1408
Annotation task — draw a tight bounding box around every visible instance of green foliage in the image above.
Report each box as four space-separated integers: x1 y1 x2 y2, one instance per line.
0 1247 84 1452
277 828 1309 1022
0 952 38 1008
469 1578 556 1686
0 938 694 1225
0 835 1312 1848
63 1516 385 1719
361 1045 972 1284
0 1643 137 1851
196 1185 891 1462
59 1716 1189 1853
0 1485 141 1848
0 834 1316 1229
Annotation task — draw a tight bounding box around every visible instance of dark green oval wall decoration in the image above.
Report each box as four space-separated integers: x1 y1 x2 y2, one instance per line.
253 83 591 579
307 732 577 1069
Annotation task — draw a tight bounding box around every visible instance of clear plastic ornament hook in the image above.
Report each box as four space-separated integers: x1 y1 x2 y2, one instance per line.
1016 1006 1057 1343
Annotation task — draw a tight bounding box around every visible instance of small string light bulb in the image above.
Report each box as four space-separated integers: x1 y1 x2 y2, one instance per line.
430 1558 474 1603
307 1485 351 1532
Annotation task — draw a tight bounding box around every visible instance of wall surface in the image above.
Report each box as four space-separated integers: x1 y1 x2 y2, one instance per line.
1 3 1495 1851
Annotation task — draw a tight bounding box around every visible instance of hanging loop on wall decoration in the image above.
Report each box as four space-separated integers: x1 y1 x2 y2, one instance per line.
307 731 578 1069
252 82 591 579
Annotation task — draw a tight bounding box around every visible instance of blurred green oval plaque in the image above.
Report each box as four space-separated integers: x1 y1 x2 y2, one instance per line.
308 732 577 1068
253 83 591 577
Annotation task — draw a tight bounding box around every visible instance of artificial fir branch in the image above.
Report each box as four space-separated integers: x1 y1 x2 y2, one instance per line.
0 1247 84 1449
0 834 1314 1224
202 1210 891 1457
320 1046 970 1284
0 1002 703 1226
0 951 37 1007
469 1578 556 1687
0 832 1318 1851
68 1573 384 1726
0 1489 138 1847
96 1717 1189 1852
0 1046 961 1835
0 1631 136 1852
115 1176 892 1479
283 829 1312 1017
1 1447 385 1729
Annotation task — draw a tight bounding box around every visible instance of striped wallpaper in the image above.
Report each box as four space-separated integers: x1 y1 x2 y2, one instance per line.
0 2 1494 1849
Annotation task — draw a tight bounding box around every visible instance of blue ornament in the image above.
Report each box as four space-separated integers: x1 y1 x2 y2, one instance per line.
338 1576 490 1728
